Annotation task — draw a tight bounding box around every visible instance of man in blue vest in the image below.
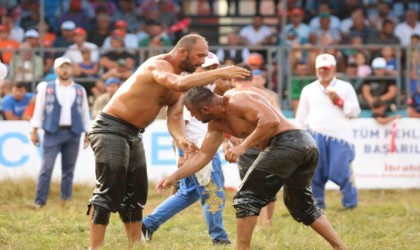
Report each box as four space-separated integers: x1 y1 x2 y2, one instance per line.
30 56 91 208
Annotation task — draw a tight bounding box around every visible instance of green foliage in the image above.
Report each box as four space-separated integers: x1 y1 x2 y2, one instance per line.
0 179 420 249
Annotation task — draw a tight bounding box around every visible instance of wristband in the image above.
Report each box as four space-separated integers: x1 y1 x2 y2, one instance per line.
334 98 344 108
225 133 231 139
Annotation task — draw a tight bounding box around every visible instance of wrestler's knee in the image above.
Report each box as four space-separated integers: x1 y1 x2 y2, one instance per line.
232 190 264 218
283 187 323 225
87 203 111 225
118 206 143 223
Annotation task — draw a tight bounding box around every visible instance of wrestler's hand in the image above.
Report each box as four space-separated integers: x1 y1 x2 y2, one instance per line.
219 65 251 79
224 145 247 163
177 138 199 155
155 175 177 195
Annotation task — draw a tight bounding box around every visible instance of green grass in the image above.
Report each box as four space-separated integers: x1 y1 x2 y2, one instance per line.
1 179 420 250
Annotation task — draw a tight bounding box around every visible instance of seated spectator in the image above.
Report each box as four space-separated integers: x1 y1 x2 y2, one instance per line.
20 0 40 31
394 9 420 46
290 61 313 115
137 0 180 20
309 13 341 45
9 42 43 87
216 32 249 65
409 35 420 94
90 0 117 16
309 2 341 31
101 58 133 81
371 97 401 125
87 11 111 47
239 15 273 47
138 19 172 57
368 1 399 32
284 8 310 45
367 19 400 56
36 18 56 48
58 0 92 31
342 62 363 91
0 24 20 64
407 83 420 118
102 20 138 49
341 8 371 41
56 0 95 21
64 27 99 64
73 47 99 78
92 77 122 118
380 46 398 77
1 81 34 120
53 21 76 57
113 0 139 34
4 13 24 42
360 57 397 109
355 51 372 77
99 30 136 72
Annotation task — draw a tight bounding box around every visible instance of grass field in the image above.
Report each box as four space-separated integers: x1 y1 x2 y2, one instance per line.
1 179 420 250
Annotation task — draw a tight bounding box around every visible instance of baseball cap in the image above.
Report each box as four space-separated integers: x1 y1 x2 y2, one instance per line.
319 12 331 18
290 8 304 16
115 20 128 28
105 77 122 86
74 27 87 36
371 57 387 69
246 53 263 66
61 21 76 30
54 57 72 69
25 29 39 38
315 54 336 69
111 29 125 40
202 52 220 68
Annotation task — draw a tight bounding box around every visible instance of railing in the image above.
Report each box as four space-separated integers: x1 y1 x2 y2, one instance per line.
1 44 419 110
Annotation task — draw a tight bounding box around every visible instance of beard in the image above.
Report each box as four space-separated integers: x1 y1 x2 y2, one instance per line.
179 52 200 73
59 72 71 81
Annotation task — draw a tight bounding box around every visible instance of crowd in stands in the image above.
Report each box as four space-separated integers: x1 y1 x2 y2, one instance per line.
0 0 419 121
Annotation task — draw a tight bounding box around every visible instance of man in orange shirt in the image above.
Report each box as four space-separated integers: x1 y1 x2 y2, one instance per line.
0 24 20 64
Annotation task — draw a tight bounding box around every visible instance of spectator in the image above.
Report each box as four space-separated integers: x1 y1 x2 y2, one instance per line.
391 0 420 21
340 8 371 39
113 0 139 33
380 46 398 76
342 62 363 91
290 61 313 115
394 9 420 46
73 47 99 78
64 27 99 64
90 0 117 16
348 9 374 43
239 15 273 47
309 13 342 45
87 11 112 47
216 32 249 65
9 42 43 86
407 83 420 118
138 20 172 52
355 51 372 77
285 8 310 45
4 14 24 42
295 53 361 210
309 2 341 31
23 29 40 49
102 20 138 49
101 58 133 81
1 81 34 120
56 0 95 21
92 77 121 118
99 30 136 72
360 57 397 109
408 34 420 94
153 0 179 32
371 97 401 124
30 56 91 209
367 19 400 55
368 1 399 31
0 24 20 64
19 0 40 31
36 18 56 48
58 0 92 30
53 21 76 57
137 0 180 20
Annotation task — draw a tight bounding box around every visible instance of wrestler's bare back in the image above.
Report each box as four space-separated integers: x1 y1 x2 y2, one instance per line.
210 92 297 149
102 54 181 128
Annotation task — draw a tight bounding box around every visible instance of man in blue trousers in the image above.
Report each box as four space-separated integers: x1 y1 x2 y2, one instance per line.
141 53 231 245
296 53 361 209
30 56 91 208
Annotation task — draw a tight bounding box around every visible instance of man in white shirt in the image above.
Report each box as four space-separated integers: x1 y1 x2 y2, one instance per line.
295 54 361 210
394 9 420 46
64 27 99 64
30 57 91 208
239 15 273 46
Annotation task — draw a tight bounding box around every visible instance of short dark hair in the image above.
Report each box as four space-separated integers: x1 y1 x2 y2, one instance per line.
372 97 386 109
14 82 27 89
184 86 214 107
235 63 253 81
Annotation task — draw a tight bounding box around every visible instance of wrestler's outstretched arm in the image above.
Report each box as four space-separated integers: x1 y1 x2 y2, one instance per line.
149 60 250 92
156 129 225 195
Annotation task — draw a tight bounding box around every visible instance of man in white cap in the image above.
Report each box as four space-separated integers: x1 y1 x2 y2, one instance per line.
52 21 76 57
30 56 91 209
141 52 231 246
296 53 361 210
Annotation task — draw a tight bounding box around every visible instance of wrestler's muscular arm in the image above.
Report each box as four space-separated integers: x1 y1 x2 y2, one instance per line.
225 94 281 163
156 128 225 194
149 60 250 92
